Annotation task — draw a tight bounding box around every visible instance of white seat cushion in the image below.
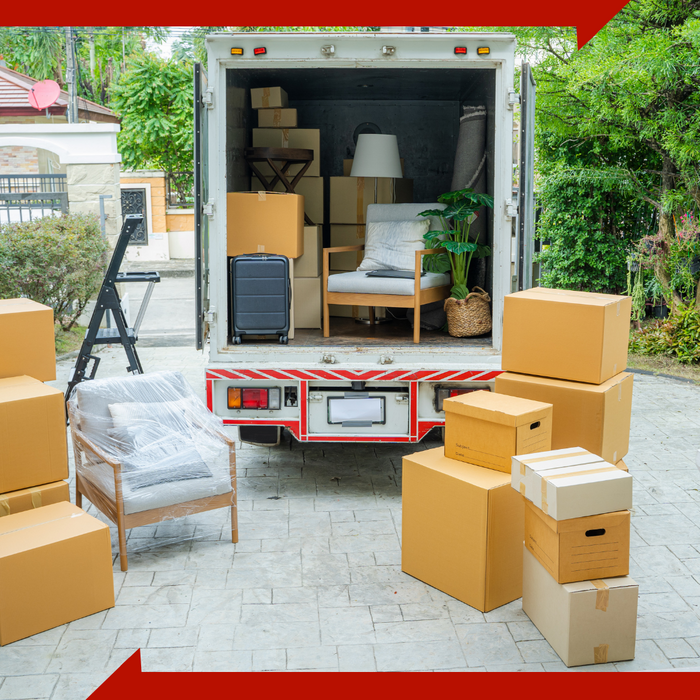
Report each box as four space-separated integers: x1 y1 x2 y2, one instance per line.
327 270 450 296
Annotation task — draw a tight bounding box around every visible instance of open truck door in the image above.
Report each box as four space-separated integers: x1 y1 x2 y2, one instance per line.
517 62 536 291
194 63 211 350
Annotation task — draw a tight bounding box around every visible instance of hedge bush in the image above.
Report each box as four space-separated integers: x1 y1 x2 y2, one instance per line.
629 303 700 365
0 213 108 331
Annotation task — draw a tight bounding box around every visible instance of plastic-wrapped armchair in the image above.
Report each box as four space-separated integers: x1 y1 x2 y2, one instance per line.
67 371 237 571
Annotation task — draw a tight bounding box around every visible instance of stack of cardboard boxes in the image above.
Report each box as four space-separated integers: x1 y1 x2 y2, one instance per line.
499 288 638 667
0 299 114 645
401 390 554 612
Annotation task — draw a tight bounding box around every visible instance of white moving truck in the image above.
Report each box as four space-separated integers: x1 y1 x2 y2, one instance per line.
196 31 536 445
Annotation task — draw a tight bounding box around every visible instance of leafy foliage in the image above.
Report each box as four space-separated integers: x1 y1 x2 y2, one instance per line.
629 303 700 364
110 54 194 180
419 188 493 299
0 213 108 331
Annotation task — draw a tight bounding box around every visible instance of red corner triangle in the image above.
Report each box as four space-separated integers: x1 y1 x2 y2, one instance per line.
88 650 142 700
576 0 632 48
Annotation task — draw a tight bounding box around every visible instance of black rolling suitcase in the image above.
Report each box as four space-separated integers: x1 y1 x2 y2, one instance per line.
229 254 291 344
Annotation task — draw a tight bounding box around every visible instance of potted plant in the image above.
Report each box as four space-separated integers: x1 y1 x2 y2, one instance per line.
419 188 494 337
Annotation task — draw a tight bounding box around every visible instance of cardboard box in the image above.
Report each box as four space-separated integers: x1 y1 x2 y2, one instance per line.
0 299 56 382
0 501 114 645
616 459 628 471
226 192 304 258
525 501 630 583
523 546 638 666
329 177 414 224
258 108 297 128
294 226 322 278
330 224 365 271
252 128 320 177
513 449 633 520
0 376 68 493
0 481 69 518
250 86 288 109
293 276 322 329
495 371 633 464
502 288 632 385
252 176 323 224
343 158 405 177
402 447 524 612
443 390 552 473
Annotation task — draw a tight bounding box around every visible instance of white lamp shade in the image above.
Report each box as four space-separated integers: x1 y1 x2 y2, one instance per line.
350 134 403 178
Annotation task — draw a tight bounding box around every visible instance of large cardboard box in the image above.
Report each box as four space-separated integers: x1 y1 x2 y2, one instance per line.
402 447 524 612
616 459 628 472
0 502 114 645
294 226 322 278
0 376 68 493
0 299 56 382
329 177 414 224
343 158 405 177
250 86 288 109
513 449 633 520
252 176 323 224
258 108 297 128
443 390 552 473
523 546 638 666
293 276 322 329
495 371 633 464
252 128 321 177
330 224 365 271
227 192 304 258
502 288 632 385
0 481 69 518
525 502 630 583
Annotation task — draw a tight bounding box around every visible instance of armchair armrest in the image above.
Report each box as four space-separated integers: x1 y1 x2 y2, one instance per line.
71 429 122 472
414 248 443 295
323 244 365 255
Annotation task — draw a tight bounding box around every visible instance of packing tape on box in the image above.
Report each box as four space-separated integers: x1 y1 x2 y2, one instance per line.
262 87 270 108
520 450 590 466
258 191 266 201
594 643 609 664
591 579 610 612
30 488 42 509
0 498 9 517
273 109 281 127
519 483 526 497
281 128 290 148
539 466 619 514
356 177 364 224
0 511 85 536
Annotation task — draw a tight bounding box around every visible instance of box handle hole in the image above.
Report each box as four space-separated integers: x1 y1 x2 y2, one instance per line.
530 421 540 430
585 528 606 537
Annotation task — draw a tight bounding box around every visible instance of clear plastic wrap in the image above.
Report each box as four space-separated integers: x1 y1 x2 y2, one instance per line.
67 371 236 570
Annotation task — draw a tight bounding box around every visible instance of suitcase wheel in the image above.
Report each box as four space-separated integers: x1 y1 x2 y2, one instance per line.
233 336 242 345
279 335 288 345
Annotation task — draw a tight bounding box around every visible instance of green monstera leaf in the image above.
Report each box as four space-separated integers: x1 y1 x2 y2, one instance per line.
451 283 469 299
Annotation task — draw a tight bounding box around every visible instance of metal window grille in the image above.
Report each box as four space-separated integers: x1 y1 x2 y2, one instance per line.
0 174 68 224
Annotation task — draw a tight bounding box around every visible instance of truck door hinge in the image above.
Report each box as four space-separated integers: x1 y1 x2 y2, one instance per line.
309 393 324 402
321 354 337 364
203 200 215 218
320 45 335 57
395 394 409 404
379 355 394 365
507 88 520 110
206 309 216 323
505 199 518 218
382 45 396 57
202 87 214 110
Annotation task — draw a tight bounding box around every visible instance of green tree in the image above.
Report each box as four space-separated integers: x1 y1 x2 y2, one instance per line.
109 53 194 197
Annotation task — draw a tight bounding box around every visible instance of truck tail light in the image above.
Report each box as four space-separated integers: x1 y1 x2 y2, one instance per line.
435 386 490 412
454 47 467 55
254 47 267 56
227 387 282 410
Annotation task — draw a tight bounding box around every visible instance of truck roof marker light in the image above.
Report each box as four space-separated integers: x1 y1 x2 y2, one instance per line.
230 48 244 56
477 47 490 56
254 47 267 56
454 47 467 55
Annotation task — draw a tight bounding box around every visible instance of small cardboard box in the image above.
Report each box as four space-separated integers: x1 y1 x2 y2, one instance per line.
402 447 524 612
252 175 323 224
443 390 552 473
293 276 322 329
495 371 633 464
226 192 304 258
0 481 69 518
329 177 414 224
0 376 68 493
0 299 56 382
0 502 115 645
258 108 297 128
343 158 405 177
502 288 632 385
252 128 320 177
251 86 288 109
616 459 628 472
522 546 638 667
525 502 630 583
330 224 365 271
294 226 322 278
513 449 633 520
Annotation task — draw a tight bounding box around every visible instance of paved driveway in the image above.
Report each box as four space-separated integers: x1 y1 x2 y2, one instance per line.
1 346 699 698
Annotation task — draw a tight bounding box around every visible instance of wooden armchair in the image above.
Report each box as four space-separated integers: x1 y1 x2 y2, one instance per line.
67 371 237 572
322 203 451 344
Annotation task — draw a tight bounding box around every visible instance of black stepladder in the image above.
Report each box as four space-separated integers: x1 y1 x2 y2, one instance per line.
64 214 161 403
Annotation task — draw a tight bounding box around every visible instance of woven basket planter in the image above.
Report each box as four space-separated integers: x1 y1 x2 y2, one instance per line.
444 287 492 337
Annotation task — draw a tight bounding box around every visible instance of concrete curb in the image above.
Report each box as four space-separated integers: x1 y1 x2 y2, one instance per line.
627 367 700 385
